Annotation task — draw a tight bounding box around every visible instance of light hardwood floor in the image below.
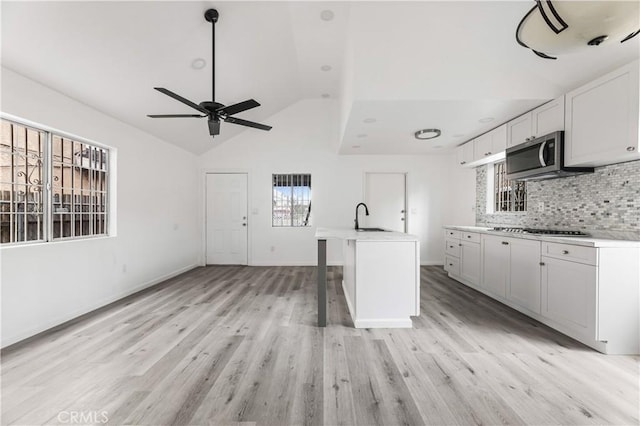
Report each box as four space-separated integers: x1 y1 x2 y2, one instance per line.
2 266 638 425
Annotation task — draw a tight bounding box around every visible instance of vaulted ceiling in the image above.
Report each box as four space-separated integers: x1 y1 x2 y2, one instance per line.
2 1 638 155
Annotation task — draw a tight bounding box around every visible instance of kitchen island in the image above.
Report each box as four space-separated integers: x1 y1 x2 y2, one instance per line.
315 227 420 328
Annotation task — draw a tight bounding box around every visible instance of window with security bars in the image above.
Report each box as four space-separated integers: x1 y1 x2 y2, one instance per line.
494 161 526 212
0 118 110 244
272 174 311 227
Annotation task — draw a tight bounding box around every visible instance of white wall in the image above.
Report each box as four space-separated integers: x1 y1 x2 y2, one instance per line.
0 68 200 347
199 99 473 266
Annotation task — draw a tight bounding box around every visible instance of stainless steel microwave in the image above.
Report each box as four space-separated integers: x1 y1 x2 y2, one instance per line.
506 131 593 181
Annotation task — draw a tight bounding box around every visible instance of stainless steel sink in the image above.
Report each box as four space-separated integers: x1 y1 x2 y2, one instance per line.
355 227 387 232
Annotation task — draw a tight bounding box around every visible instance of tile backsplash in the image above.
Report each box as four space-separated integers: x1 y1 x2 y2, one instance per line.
475 160 640 239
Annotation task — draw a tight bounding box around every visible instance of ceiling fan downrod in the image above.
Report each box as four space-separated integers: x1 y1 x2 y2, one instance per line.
204 9 218 105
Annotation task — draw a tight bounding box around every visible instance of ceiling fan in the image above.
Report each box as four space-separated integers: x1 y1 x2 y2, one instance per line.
148 9 271 137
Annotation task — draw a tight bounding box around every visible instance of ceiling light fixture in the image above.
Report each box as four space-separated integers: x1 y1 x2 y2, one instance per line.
191 58 206 70
320 65 332 71
516 1 640 60
479 117 494 123
414 129 441 140
320 10 335 21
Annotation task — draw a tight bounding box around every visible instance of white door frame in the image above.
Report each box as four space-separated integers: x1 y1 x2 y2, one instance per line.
363 171 408 233
202 170 251 266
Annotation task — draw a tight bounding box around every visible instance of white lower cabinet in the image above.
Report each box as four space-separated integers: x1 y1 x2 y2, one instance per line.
481 235 541 312
444 227 640 354
444 230 481 287
480 235 509 298
460 239 481 286
507 238 542 314
541 256 596 342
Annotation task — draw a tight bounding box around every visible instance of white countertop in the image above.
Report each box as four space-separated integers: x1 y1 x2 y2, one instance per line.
444 225 640 248
315 227 419 242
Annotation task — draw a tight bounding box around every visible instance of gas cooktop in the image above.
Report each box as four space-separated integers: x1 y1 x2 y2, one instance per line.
492 227 589 236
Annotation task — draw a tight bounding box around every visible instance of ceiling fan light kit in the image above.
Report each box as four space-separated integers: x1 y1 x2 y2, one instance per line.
516 0 640 59
147 9 271 137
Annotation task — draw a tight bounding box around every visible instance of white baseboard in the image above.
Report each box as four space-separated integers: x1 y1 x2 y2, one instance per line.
249 261 344 266
1 263 198 348
354 318 413 328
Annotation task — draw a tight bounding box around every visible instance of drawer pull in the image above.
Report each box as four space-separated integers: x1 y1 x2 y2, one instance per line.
449 263 453 266
540 262 545 266
459 243 462 247
467 235 472 238
562 250 569 254
449 245 454 248
501 241 509 245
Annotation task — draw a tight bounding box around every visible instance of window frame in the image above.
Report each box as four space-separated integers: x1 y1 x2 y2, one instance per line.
271 173 312 228
487 161 527 214
0 114 113 246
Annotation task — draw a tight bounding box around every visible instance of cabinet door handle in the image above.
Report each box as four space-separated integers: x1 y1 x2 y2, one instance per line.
562 250 569 254
458 243 462 247
460 161 466 165
501 241 509 245
467 235 472 238
539 262 545 266
627 146 636 152
449 263 453 266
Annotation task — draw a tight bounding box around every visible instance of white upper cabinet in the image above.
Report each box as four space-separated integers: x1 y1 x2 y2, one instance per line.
532 96 565 138
507 114 532 148
456 142 474 166
507 96 565 148
565 60 640 167
462 124 508 168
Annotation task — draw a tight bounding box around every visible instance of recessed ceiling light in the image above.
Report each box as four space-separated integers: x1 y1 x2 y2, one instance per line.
414 128 441 140
352 145 361 149
320 10 335 21
321 93 330 98
363 118 376 123
191 58 206 70
479 117 494 123
320 65 332 72
357 133 368 138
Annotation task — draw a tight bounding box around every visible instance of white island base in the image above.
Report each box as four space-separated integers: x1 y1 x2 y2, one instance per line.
314 227 420 328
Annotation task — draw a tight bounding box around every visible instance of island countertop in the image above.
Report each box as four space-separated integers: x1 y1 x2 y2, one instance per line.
315 227 419 242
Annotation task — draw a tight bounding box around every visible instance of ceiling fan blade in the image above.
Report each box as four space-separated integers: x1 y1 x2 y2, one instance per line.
147 114 206 118
154 87 209 114
208 119 221 136
224 116 272 131
217 99 260 116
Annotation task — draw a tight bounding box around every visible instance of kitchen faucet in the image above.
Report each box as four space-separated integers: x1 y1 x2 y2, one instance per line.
354 202 369 230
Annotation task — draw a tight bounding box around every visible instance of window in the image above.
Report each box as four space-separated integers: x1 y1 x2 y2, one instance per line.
272 173 311 227
1 118 110 244
494 161 526 212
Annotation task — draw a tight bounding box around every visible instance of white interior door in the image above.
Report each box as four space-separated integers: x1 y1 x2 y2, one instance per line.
206 173 248 265
364 173 407 233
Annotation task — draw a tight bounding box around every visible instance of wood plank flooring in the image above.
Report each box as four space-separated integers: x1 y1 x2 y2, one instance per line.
2 265 638 425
